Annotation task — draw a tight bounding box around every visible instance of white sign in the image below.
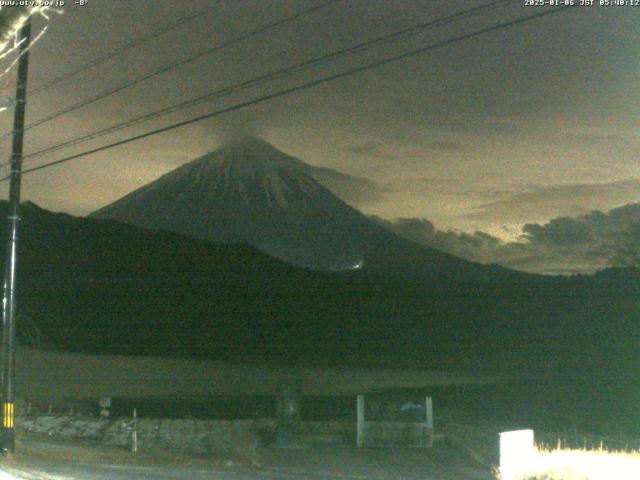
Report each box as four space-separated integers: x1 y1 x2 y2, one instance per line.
500 429 534 480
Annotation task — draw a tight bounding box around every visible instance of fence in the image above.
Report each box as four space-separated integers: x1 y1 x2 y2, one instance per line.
356 394 433 448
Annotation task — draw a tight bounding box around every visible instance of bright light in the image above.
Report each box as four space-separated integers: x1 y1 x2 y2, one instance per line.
499 429 535 479
350 260 364 270
0 5 56 81
0 468 29 479
498 445 640 480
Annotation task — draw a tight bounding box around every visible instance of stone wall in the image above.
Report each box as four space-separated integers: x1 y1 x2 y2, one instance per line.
360 421 433 448
17 415 353 454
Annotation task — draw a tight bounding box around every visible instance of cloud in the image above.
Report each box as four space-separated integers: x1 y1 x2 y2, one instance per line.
308 165 384 206
342 142 397 160
514 204 640 272
521 217 592 247
428 141 466 152
372 216 504 265
463 179 640 225
567 133 629 146
216 114 264 142
376 203 640 275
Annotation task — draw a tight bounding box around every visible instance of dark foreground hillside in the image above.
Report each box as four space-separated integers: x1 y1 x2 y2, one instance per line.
3 202 638 380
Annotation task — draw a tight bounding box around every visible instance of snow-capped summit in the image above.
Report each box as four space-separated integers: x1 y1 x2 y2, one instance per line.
92 137 494 276
156 136 330 210
92 137 379 269
213 135 307 173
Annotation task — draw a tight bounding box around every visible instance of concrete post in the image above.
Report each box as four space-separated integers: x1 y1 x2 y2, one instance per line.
425 396 433 447
0 18 31 455
425 397 433 429
275 376 304 448
131 407 138 453
356 394 364 448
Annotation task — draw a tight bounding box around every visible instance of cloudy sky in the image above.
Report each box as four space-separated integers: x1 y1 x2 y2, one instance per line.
0 0 638 263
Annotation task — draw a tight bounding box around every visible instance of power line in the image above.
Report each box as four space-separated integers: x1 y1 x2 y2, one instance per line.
6 5 575 181
0 0 340 143
24 0 510 161
29 3 221 96
16 5 574 177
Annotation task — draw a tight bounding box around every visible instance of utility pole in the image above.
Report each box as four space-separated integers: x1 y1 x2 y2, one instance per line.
1 18 32 454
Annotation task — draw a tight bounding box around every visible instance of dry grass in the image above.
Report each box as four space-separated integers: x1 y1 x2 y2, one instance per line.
497 445 640 480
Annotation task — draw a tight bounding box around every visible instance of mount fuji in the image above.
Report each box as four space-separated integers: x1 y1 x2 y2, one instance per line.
91 137 511 278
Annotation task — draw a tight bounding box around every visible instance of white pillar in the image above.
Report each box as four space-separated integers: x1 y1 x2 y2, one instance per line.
425 396 434 447
425 396 433 429
356 394 364 448
500 429 535 480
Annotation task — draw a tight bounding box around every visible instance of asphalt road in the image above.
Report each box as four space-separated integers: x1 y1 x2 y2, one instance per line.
0 445 492 480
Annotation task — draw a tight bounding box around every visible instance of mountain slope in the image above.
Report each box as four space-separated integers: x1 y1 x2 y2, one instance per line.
0 201 636 376
5 202 638 435
91 137 515 278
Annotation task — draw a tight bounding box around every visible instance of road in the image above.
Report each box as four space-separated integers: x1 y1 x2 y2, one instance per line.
0 450 491 480
0 444 492 480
